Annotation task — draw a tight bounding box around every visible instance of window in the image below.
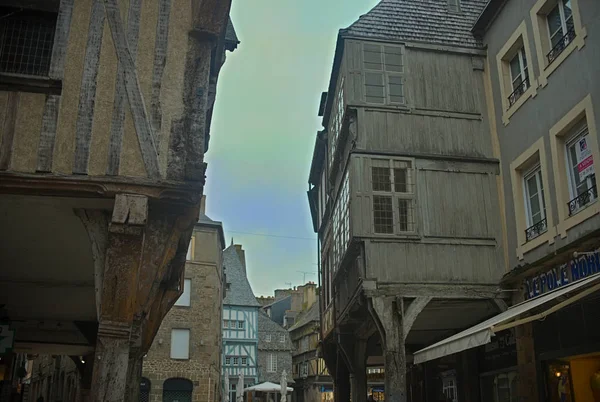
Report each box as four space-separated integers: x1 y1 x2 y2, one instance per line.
565 124 596 216
371 159 415 234
363 43 404 105
332 173 350 271
237 320 245 330
280 334 286 343
175 279 191 307
241 357 247 366
225 357 231 365
546 0 574 63
530 0 585 84
170 329 190 360
329 78 345 170
523 166 548 241
267 354 277 373
481 371 518 402
301 337 309 352
225 283 231 291
186 242 192 260
508 47 530 107
232 357 238 365
496 22 536 124
300 362 309 377
266 334 271 343
0 7 56 77
223 320 229 329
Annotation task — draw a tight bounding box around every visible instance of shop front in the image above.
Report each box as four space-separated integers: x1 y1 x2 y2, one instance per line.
319 384 334 402
477 329 518 402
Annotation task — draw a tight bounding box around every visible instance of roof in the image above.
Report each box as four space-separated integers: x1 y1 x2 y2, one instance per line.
472 0 506 36
262 295 292 310
288 301 319 331
321 0 487 127
223 245 261 307
258 311 294 351
196 212 226 249
225 18 240 51
344 0 487 49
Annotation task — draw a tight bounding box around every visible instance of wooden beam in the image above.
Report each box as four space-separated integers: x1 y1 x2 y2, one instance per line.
366 283 504 299
150 0 172 139
0 92 20 170
400 296 432 339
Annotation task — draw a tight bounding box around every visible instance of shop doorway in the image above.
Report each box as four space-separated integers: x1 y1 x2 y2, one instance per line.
139 377 150 402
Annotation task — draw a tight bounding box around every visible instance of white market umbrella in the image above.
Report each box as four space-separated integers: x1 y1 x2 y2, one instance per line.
224 375 230 402
280 370 288 402
244 382 293 393
236 373 244 402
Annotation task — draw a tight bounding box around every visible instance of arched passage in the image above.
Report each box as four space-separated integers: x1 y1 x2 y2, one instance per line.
163 378 193 402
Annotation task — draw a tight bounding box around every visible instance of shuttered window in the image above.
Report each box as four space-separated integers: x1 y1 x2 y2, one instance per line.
170 329 190 360
371 158 415 234
267 354 277 373
363 44 405 105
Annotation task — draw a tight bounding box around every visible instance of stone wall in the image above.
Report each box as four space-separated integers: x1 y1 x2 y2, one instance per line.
142 223 224 402
257 351 293 384
27 355 81 402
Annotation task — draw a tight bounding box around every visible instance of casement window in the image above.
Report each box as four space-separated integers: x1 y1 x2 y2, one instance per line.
237 320 245 330
508 47 530 107
332 173 350 271
266 334 271 343
175 279 191 307
241 357 247 366
233 357 238 365
225 357 231 365
280 334 286 343
523 166 548 241
329 78 345 170
223 320 229 329
546 0 574 63
319 168 328 221
371 159 415 234
565 123 597 216
0 7 57 77
363 43 405 105
300 362 309 377
267 354 277 373
170 329 190 360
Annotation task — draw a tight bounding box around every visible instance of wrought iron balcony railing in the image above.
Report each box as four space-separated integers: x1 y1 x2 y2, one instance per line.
525 218 547 242
508 76 530 107
568 185 597 216
547 28 576 64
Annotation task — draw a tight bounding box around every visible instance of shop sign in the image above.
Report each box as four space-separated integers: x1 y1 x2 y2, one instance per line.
576 135 594 181
523 248 600 300
0 324 15 354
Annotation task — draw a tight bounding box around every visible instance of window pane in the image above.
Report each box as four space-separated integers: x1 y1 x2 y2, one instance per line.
562 0 573 24
509 54 522 87
384 49 403 72
365 72 385 104
547 6 564 46
175 279 191 306
398 199 412 232
170 329 190 359
364 44 382 70
372 167 392 191
373 195 394 234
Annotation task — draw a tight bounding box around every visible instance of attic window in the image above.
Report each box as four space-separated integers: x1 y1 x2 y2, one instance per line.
448 0 461 12
226 283 231 291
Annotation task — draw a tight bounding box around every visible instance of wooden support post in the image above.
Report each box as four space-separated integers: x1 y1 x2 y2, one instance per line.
351 339 367 402
125 322 143 402
334 349 351 402
369 296 431 402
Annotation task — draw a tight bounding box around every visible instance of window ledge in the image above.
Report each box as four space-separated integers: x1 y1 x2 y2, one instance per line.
0 73 62 95
558 198 600 238
517 225 556 260
502 81 537 126
539 28 587 87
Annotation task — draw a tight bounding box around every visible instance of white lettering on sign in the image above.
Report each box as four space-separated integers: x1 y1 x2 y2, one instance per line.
523 249 600 300
576 135 594 181
0 325 15 354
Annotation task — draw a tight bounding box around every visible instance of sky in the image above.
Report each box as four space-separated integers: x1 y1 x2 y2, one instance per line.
204 0 379 296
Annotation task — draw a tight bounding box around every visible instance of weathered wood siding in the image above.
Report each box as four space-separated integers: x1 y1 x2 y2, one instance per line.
0 0 208 181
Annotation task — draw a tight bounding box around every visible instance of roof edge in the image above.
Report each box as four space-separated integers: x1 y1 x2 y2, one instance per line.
472 0 508 36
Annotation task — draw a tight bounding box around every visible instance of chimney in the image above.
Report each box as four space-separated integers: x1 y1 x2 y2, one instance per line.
234 244 246 275
200 195 206 214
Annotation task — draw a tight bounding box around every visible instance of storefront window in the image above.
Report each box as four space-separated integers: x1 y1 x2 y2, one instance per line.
480 371 518 402
544 361 574 402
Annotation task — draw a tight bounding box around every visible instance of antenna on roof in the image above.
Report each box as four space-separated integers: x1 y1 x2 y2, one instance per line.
285 282 292 288
230 237 234 246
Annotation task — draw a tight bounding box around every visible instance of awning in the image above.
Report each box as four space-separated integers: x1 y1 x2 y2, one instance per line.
243 382 293 393
413 272 600 364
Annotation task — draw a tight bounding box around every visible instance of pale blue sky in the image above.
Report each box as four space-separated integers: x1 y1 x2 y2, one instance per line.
204 0 379 296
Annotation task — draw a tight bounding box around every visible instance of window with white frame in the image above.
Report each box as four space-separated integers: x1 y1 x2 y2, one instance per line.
565 123 597 215
237 320 245 330
508 47 530 107
371 159 415 234
523 165 548 241
267 354 277 373
223 320 229 329
329 78 345 170
241 357 247 366
546 0 574 62
280 334 286 343
332 172 350 271
175 279 191 307
225 357 231 365
170 329 190 360
233 357 238 365
301 362 309 377
266 334 271 343
363 43 404 105
442 376 458 402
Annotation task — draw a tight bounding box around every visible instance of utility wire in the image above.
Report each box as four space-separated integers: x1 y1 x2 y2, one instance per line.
227 230 315 241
